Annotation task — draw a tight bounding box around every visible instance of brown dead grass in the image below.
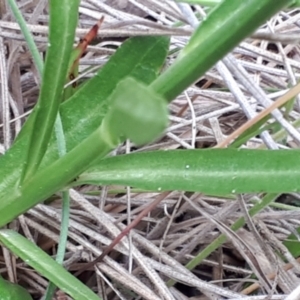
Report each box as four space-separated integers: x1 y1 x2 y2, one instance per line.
1 1 300 299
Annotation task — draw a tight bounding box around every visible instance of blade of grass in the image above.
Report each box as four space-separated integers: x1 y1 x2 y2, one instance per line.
7 0 43 76
20 0 80 183
77 149 300 194
0 230 101 300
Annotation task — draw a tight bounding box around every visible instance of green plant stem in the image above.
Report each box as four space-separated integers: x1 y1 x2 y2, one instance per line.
7 0 43 76
43 190 70 300
0 125 112 227
55 194 70 264
151 0 292 101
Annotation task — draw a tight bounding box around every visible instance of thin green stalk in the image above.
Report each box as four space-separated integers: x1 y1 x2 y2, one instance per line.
0 125 113 227
7 0 43 76
44 115 70 300
44 192 70 300
151 0 292 101
167 193 279 286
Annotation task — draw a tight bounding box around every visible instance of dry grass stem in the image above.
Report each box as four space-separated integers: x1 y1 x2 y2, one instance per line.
1 1 300 299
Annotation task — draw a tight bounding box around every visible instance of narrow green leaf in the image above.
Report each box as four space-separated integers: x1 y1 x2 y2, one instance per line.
78 149 300 194
20 0 80 182
0 230 101 300
0 276 32 300
7 0 43 76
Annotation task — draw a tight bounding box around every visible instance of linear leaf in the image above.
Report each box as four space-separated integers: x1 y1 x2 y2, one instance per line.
20 0 80 182
0 230 101 300
78 149 300 194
